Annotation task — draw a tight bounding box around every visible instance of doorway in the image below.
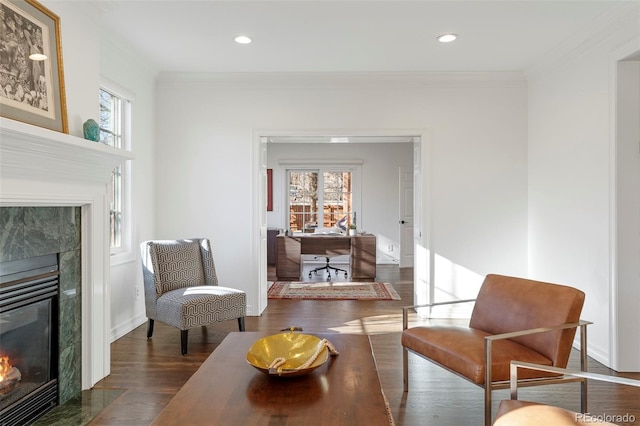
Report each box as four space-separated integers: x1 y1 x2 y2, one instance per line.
254 131 428 314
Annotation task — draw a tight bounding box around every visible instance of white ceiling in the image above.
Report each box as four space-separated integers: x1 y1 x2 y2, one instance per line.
95 0 630 74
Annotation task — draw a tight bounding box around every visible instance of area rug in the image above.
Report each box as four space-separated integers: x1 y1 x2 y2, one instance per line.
267 281 401 300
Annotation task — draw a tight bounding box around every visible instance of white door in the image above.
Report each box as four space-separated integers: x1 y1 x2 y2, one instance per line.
399 167 414 268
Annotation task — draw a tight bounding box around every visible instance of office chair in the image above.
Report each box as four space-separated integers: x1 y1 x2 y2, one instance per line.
309 254 348 279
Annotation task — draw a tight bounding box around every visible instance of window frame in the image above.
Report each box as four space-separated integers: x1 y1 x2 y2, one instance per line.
281 161 362 235
99 78 134 264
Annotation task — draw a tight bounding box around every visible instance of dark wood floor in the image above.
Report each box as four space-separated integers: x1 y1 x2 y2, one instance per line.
88 265 640 425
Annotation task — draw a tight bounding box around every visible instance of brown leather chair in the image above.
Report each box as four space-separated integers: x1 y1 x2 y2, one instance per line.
402 274 591 425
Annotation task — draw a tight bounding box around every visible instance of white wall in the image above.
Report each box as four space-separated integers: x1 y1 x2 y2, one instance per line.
40 1 98 138
99 37 158 340
38 1 158 341
155 73 529 316
527 9 640 368
30 0 640 371
266 142 413 263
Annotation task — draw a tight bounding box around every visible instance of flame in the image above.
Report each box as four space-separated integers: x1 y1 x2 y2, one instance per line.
0 356 11 382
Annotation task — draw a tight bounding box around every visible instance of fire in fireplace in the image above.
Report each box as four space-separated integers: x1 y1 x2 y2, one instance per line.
0 254 59 426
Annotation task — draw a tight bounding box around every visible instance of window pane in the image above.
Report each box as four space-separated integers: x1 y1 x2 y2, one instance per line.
99 89 122 149
323 171 352 229
110 165 122 248
287 169 353 232
289 171 318 232
99 88 126 249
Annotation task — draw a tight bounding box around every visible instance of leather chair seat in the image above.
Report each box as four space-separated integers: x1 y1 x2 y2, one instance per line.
494 400 615 426
402 325 556 384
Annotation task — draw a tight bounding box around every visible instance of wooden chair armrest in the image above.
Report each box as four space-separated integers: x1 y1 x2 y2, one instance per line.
402 299 476 330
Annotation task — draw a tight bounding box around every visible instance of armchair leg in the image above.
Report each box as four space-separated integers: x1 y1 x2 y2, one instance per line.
403 347 409 392
484 384 492 426
238 317 245 331
580 322 589 413
181 330 188 355
147 319 154 338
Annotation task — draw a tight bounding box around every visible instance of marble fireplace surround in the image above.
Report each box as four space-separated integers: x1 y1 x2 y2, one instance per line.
0 118 134 389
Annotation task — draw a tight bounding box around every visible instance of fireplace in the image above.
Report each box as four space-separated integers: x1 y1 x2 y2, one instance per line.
0 254 59 425
0 118 134 393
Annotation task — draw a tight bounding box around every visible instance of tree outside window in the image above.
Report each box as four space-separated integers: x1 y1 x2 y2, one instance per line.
288 169 353 233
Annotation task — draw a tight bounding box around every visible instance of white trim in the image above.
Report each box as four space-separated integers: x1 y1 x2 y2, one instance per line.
99 81 134 261
111 313 147 342
252 127 431 311
100 76 136 103
157 71 526 89
608 37 640 371
526 2 639 79
283 165 362 234
0 118 134 389
279 159 364 166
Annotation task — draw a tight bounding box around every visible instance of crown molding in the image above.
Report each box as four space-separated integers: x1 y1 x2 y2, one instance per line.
526 2 640 79
156 71 527 90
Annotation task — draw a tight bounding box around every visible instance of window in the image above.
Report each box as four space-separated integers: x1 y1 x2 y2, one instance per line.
287 167 358 233
99 86 131 254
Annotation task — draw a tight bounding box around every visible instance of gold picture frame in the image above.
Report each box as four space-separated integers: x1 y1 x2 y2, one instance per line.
0 0 68 133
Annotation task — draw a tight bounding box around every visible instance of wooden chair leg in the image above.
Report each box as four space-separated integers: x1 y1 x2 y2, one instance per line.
181 330 188 355
146 319 154 338
238 317 245 331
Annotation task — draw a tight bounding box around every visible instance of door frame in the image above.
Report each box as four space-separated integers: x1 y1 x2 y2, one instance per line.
251 129 431 313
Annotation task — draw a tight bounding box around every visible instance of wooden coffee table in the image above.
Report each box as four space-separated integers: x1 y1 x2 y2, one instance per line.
152 332 392 425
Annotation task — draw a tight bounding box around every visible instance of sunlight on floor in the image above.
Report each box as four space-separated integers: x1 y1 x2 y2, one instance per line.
328 314 403 335
328 314 470 335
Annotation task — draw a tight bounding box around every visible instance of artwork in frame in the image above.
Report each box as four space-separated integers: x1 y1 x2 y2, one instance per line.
267 168 273 211
0 0 67 133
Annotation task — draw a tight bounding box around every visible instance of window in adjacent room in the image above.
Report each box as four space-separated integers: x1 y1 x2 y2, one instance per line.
99 84 132 256
287 167 360 233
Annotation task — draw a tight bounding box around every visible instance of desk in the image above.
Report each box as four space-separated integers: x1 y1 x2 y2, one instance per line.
276 234 376 281
152 332 391 426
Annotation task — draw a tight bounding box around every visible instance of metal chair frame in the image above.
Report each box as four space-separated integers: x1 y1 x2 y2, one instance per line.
402 299 592 425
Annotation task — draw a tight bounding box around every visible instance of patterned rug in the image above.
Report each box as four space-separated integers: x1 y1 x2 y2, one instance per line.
267 281 401 300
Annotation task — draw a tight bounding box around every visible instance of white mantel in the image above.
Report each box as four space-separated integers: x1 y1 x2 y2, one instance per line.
0 118 134 388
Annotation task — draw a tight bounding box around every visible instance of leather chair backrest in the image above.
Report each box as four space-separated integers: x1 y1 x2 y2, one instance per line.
469 274 585 368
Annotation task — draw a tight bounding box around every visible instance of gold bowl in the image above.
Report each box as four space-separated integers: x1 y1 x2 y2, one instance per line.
246 332 329 377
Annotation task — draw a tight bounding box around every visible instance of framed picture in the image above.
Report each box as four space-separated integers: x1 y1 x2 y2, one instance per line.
0 0 68 133
266 169 273 211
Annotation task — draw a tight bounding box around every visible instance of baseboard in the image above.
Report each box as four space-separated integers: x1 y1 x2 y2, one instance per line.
111 314 147 342
582 340 610 368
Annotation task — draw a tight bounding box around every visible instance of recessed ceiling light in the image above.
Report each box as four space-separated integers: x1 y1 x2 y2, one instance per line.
330 137 350 143
437 34 457 43
234 35 252 44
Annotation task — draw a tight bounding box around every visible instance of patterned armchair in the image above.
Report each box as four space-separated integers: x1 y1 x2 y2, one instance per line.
140 238 246 355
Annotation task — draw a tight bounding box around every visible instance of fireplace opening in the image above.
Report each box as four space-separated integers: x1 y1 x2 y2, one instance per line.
0 254 59 426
